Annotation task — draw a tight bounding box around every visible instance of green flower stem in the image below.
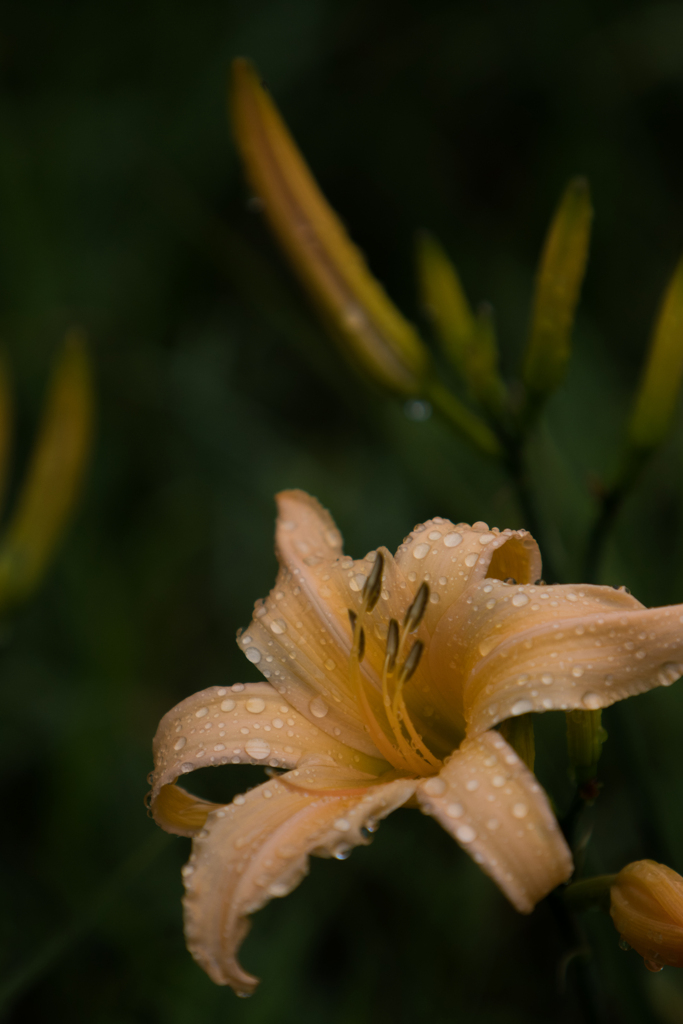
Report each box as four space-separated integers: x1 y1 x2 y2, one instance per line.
582 449 647 584
0 829 172 1019
563 875 617 914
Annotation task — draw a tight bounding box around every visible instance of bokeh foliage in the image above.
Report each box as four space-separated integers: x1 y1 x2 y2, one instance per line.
2 1 683 1021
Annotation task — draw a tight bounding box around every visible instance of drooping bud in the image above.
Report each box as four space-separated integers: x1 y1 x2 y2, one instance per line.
230 59 429 396
0 331 93 611
628 255 683 452
417 233 506 418
565 709 608 788
522 177 593 418
610 860 683 970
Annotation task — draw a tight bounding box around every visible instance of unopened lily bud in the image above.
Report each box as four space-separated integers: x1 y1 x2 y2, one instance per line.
628 255 683 451
0 331 93 610
610 860 683 970
417 232 506 418
522 177 593 416
565 708 608 787
230 58 429 396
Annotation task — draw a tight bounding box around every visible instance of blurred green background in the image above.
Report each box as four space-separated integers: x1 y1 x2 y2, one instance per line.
2 1 683 1021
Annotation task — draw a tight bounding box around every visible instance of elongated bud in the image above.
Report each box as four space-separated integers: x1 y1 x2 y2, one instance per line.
522 177 593 413
403 581 429 633
498 714 535 771
0 331 93 611
362 551 384 612
565 709 607 787
417 233 506 418
229 58 429 395
610 860 683 970
628 255 683 451
0 353 13 520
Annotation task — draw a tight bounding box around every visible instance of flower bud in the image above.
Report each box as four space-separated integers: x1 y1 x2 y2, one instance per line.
610 859 683 970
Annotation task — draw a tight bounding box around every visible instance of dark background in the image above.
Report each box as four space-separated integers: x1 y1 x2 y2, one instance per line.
2 1 683 1021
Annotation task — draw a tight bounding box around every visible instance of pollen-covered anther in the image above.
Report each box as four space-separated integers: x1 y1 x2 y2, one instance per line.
403 582 430 633
362 550 384 613
400 639 425 684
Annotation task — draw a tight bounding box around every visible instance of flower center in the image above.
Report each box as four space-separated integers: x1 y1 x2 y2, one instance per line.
347 552 443 776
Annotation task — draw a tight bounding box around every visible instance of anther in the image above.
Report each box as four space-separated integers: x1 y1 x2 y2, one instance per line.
384 618 399 673
403 582 429 633
362 551 384 612
400 640 424 683
504 578 517 585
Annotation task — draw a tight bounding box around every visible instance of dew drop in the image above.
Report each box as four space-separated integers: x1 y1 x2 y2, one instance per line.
445 802 464 819
270 620 286 635
334 818 351 832
455 824 476 843
512 803 528 819
245 739 271 760
571 666 584 678
541 674 553 686
413 543 430 560
195 707 209 718
246 697 266 714
221 699 236 712
245 647 262 664
443 532 463 548
511 699 533 716
582 691 602 710
464 553 479 567
492 775 506 788
324 659 336 671
465 779 479 792
174 736 187 751
486 818 500 830
512 593 529 607
423 777 446 796
309 696 329 718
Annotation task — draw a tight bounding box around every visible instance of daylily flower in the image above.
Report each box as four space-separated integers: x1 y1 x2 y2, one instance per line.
150 491 683 994
611 860 683 971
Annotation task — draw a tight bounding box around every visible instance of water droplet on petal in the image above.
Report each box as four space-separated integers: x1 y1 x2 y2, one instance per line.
270 620 286 635
309 696 329 718
423 777 446 796
444 532 462 548
512 803 528 819
511 699 533 716
245 647 261 664
195 707 209 718
334 818 351 832
246 697 266 714
324 659 336 671
221 699 236 712
541 674 553 686
174 737 187 751
582 691 602 710
445 802 464 819
455 824 476 843
413 542 430 560
571 666 584 678
512 593 529 607
245 739 271 760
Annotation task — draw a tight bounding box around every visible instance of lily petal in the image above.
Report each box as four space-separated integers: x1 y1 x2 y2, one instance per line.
416 730 572 912
394 518 542 633
151 681 389 823
152 784 223 837
242 490 384 753
433 580 683 733
182 771 418 994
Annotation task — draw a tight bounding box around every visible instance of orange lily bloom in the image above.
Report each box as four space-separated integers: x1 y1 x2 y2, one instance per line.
611 860 683 970
150 491 683 994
